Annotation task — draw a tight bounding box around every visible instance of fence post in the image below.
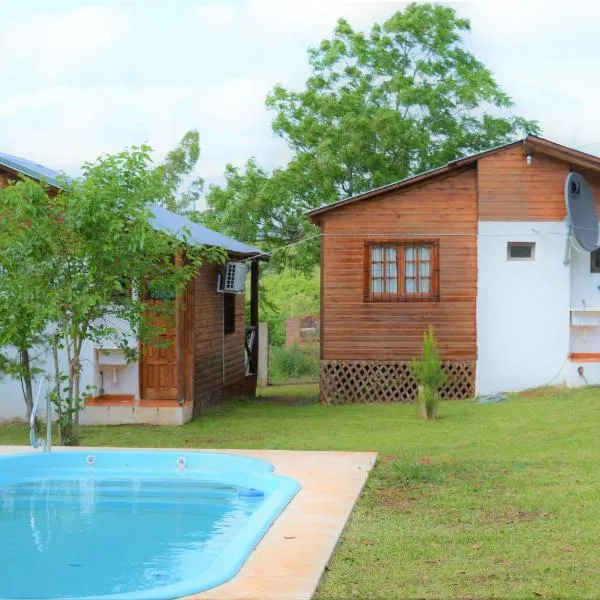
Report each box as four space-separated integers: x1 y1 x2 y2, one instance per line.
257 322 269 387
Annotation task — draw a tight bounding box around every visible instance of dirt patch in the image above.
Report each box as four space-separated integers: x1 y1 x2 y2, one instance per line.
479 507 551 525
377 486 417 509
473 573 499 583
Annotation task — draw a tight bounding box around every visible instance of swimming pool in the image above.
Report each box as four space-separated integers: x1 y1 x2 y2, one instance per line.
0 450 300 600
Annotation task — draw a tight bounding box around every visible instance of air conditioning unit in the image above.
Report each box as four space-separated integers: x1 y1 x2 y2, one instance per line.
217 262 246 294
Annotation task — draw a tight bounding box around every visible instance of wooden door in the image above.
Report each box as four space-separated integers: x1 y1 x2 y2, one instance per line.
140 301 178 401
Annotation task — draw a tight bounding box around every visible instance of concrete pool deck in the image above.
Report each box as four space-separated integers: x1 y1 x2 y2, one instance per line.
0 446 377 600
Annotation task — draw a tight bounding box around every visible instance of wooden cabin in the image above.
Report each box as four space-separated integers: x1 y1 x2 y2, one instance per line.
0 153 267 425
308 135 600 403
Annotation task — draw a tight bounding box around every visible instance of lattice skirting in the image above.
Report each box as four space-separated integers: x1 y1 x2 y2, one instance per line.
320 360 474 404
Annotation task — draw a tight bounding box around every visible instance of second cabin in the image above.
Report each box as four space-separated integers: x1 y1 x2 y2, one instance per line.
309 135 600 402
0 153 268 425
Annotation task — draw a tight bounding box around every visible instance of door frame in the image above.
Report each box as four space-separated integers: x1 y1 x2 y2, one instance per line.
138 279 195 403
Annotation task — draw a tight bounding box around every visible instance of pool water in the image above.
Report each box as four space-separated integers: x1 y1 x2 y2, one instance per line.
0 451 300 600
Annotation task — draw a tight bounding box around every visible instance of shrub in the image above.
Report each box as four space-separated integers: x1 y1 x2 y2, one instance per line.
269 343 319 383
411 325 446 420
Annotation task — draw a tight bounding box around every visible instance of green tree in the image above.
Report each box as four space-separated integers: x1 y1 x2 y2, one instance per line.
0 179 55 422
267 2 539 198
202 2 539 271
0 143 224 444
252 267 320 346
201 158 320 273
152 129 205 213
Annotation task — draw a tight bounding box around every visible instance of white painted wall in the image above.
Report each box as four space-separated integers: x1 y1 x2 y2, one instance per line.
570 242 600 308
476 221 571 395
91 317 139 399
565 361 600 387
0 317 139 422
569 235 600 354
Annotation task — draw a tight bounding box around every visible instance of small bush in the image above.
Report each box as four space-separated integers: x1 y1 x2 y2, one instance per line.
269 343 319 383
411 325 446 420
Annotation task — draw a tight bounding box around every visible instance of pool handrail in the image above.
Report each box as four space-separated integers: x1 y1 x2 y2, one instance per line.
29 375 51 452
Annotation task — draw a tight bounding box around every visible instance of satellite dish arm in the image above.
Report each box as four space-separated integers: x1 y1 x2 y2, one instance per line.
563 225 572 266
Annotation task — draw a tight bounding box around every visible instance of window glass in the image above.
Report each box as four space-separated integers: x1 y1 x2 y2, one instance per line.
507 242 535 260
224 293 236 334
367 243 437 301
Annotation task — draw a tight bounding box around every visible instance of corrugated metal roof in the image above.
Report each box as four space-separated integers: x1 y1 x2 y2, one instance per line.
0 152 267 258
0 152 68 188
148 204 267 258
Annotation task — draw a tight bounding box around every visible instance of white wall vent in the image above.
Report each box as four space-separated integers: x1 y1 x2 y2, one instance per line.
217 262 246 294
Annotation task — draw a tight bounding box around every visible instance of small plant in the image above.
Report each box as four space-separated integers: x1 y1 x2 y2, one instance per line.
411 325 446 420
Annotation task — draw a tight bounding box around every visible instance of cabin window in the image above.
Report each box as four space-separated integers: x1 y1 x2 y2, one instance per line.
507 242 535 261
591 249 600 273
365 241 439 302
223 293 236 334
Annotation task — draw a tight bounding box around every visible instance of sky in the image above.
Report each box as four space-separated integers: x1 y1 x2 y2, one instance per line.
2 0 600 206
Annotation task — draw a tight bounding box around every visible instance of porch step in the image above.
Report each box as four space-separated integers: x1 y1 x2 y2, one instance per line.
85 394 135 406
85 395 184 408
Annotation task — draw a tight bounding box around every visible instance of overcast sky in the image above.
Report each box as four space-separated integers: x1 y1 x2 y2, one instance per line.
2 0 600 203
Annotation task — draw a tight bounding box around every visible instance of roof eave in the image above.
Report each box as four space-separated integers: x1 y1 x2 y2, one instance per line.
307 139 525 221
525 135 600 172
0 162 62 191
229 251 271 262
307 136 600 222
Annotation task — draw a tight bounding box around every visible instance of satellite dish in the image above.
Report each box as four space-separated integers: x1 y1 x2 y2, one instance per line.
565 171 599 252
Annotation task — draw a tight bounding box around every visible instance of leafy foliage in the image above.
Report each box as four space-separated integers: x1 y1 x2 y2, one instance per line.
151 129 205 213
202 2 539 272
201 159 320 273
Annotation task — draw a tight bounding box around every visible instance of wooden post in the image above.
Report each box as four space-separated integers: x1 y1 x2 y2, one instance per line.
319 223 324 402
175 252 186 404
185 279 195 407
258 322 269 387
250 260 259 374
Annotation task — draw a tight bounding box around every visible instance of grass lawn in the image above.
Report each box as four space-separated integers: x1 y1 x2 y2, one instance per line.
3 384 600 599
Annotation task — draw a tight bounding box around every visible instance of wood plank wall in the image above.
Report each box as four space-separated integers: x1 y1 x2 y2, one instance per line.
478 146 570 220
477 145 600 220
320 168 478 362
193 262 246 410
0 169 11 188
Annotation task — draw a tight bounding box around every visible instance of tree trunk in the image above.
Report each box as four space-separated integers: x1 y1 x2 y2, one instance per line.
73 364 80 429
20 348 35 425
417 385 428 420
51 337 65 445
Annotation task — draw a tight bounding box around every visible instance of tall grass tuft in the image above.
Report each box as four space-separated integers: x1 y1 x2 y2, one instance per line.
269 343 320 383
